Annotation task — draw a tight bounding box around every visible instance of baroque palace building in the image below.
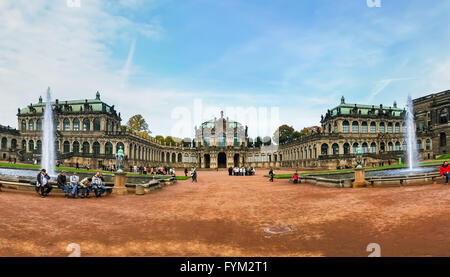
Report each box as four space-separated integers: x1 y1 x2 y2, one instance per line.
0 90 447 170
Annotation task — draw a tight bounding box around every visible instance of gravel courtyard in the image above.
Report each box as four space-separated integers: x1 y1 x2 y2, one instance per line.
1 170 449 257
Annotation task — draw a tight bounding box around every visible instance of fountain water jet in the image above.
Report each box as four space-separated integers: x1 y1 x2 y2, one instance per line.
405 95 419 171
41 87 56 176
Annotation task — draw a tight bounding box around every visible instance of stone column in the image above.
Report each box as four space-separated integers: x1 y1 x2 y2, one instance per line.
353 168 370 188
113 172 128 195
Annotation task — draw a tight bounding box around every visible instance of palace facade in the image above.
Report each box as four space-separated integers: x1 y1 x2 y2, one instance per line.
0 90 446 170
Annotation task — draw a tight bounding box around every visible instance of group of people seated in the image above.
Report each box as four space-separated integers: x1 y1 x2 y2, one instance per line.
228 166 255 176
35 169 107 199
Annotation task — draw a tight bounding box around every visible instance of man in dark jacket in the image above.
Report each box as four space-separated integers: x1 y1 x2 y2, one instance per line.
57 171 69 198
36 169 51 198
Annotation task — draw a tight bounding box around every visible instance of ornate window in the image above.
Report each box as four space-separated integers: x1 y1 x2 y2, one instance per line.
379 122 385 133
370 122 376 133
73 118 80 131
93 142 101 155
387 123 393 133
63 118 70 131
440 109 448 124
21 120 26 131
352 121 359 133
361 122 368 133
332 143 339 155
362 142 368 153
105 142 113 155
28 120 34 131
1 138 7 149
93 118 101 131
395 141 401 151
321 144 329 156
83 118 90 131
343 143 350 155
36 119 42 131
395 123 400 133
426 139 431 150
28 140 34 152
82 142 90 154
342 121 350 133
73 141 80 153
63 141 70 153
370 143 377 153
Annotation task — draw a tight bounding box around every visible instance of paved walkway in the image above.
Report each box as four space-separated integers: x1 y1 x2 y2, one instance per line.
1 170 449 256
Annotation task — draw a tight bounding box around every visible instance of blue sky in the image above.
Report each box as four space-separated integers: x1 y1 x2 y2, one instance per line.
1 0 449 138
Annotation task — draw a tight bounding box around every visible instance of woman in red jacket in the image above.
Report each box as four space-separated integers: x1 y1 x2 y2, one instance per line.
440 161 449 184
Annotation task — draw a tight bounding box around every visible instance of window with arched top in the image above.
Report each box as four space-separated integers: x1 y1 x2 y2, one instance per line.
63 118 70 131
21 120 26 131
82 142 90 154
352 143 359 154
1 138 7 149
342 121 350 133
426 139 431 150
93 142 101 155
343 143 350 155
395 141 401 151
387 123 393 133
63 141 70 153
83 118 90 131
29 140 34 152
332 143 339 155
36 119 42 131
395 123 400 133
361 122 368 133
93 118 101 131
379 122 385 133
105 142 113 155
73 141 80 153
73 118 80 131
28 120 34 131
11 139 17 150
370 122 376 133
388 142 393 152
36 140 42 153
370 143 377 153
440 109 448 124
321 144 329 156
352 121 359 133
362 142 368 153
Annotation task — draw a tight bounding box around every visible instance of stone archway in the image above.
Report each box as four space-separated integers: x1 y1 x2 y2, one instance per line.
204 154 211 168
218 152 227 168
233 153 240 167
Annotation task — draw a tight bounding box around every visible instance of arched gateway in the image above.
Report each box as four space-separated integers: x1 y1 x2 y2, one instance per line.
218 152 227 168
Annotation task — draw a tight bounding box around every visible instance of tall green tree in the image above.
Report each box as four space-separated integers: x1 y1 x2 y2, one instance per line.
273 125 295 144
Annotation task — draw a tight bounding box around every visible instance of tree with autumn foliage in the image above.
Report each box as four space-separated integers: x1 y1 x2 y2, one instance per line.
126 114 151 136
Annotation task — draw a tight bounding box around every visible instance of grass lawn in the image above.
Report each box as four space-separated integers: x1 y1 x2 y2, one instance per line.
437 154 450 160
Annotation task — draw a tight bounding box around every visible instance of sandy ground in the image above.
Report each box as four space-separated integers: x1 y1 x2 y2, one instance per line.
1 169 450 257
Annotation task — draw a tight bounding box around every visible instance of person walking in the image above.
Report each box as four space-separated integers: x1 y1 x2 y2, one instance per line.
269 168 275 182
184 168 188 176
191 168 197 183
228 167 232 176
36 169 51 198
440 161 449 184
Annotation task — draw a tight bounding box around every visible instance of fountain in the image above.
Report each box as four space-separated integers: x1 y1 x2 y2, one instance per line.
405 95 418 171
41 87 56 176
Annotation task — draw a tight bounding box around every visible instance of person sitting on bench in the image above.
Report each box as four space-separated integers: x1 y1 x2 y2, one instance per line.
36 169 51 198
57 171 69 198
69 172 80 198
440 161 449 185
92 172 106 198
79 177 93 198
292 172 299 184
